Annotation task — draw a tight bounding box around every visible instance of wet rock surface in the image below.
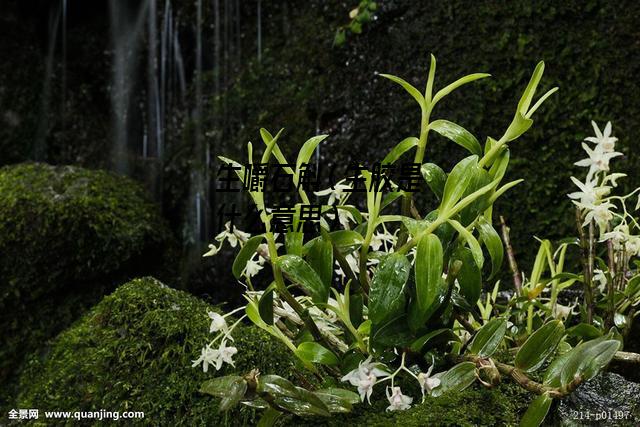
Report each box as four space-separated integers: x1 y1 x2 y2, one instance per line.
553 372 640 426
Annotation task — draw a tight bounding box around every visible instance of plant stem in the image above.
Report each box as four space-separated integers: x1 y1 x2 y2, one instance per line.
576 209 594 324
500 215 522 294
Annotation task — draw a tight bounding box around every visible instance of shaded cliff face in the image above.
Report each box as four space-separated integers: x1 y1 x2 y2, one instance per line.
2 0 640 275
219 0 640 272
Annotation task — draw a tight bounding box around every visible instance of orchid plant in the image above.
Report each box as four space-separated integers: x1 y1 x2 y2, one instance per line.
499 121 640 344
190 58 623 427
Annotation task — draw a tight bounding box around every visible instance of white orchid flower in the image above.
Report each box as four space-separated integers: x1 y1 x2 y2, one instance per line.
314 180 352 206
243 259 264 278
208 311 228 334
417 363 441 399
385 386 413 411
585 121 618 153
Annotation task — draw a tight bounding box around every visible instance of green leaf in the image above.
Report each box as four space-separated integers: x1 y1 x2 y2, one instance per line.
400 217 431 237
430 120 482 156
295 342 339 366
515 320 565 372
432 73 491 106
285 231 304 256
314 388 359 413
329 230 364 253
458 166 492 226
503 111 533 142
431 362 476 397
382 137 419 164
477 217 504 280
410 233 445 330
566 323 603 341
452 247 482 305
232 235 265 279
219 378 248 412
369 253 410 326
258 375 330 417
440 155 479 214
200 376 244 398
449 219 484 268
258 285 275 325
379 74 426 109
544 338 620 388
306 236 333 288
519 393 552 427
276 254 328 303
296 135 328 173
421 163 447 200
409 328 454 353
257 407 282 427
469 318 507 357
488 148 510 182
517 61 545 114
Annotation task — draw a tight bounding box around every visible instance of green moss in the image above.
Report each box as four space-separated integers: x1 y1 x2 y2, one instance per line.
0 163 170 302
0 163 173 406
285 381 531 427
17 277 298 426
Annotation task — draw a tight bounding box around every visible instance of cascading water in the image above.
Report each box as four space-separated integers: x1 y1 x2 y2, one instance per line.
109 0 148 174
35 2 61 161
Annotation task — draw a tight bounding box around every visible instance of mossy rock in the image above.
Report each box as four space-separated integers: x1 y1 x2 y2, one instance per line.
17 277 299 425
0 163 173 407
0 163 170 303
283 380 531 427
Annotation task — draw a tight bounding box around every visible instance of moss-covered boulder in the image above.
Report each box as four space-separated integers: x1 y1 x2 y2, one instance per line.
17 277 533 426
0 163 173 405
17 277 298 425
287 381 531 426
0 163 170 302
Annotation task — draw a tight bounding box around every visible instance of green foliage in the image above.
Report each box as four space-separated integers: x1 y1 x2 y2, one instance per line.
219 0 640 276
0 163 173 408
17 277 299 426
0 163 170 303
288 381 531 426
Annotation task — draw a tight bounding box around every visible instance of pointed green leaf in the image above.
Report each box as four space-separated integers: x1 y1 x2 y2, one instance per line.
200 376 245 398
519 393 552 427
449 219 484 268
369 253 410 326
517 61 545 114
295 342 339 366
515 320 565 372
421 163 447 200
410 234 445 330
306 236 333 288
431 362 476 397
440 155 479 214
257 407 282 427
379 74 426 109
296 135 328 172
430 120 482 156
329 230 364 253
452 247 482 305
258 285 275 325
469 318 507 357
432 73 491 105
232 235 265 279
477 217 504 280
276 254 328 303
382 137 419 164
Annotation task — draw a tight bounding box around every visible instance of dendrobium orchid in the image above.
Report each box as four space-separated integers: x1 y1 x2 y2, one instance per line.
341 356 390 403
385 386 413 411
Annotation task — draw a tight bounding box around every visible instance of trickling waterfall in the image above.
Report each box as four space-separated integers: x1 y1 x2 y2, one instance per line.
109 0 148 174
35 3 61 161
61 0 67 128
257 0 262 61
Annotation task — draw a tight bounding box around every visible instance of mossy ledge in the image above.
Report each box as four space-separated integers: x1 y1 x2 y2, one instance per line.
17 277 298 426
17 278 531 426
0 163 173 407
